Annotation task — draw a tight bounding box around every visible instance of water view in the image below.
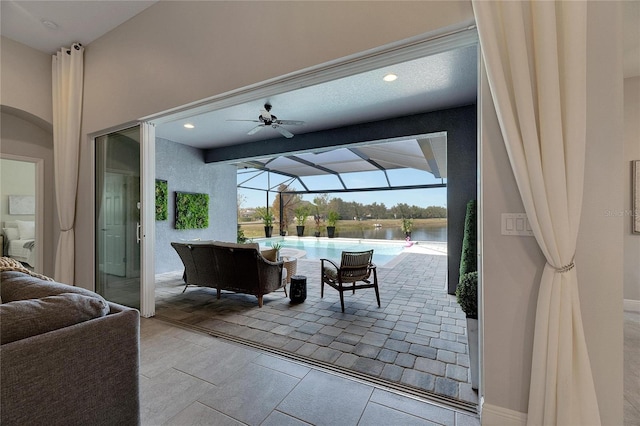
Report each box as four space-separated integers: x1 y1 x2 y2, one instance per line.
331 222 447 241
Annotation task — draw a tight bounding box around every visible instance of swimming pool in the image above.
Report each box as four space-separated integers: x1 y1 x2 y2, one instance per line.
258 237 407 266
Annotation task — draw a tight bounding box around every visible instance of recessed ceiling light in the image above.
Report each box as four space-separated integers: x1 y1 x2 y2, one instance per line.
41 19 59 30
383 73 398 82
183 123 195 129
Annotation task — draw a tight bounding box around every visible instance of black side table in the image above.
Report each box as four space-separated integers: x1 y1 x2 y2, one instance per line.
289 275 307 303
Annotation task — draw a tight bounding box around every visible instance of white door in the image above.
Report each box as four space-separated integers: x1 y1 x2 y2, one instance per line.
104 172 127 277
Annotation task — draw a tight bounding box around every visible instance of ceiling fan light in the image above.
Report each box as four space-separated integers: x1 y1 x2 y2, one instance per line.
383 73 398 82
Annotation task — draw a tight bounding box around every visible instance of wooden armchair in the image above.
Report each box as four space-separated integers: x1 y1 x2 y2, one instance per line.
321 249 380 312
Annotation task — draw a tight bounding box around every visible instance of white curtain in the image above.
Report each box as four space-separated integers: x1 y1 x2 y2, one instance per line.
472 1 600 425
52 43 84 284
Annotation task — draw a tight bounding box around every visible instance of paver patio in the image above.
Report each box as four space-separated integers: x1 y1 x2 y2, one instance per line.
154 248 478 408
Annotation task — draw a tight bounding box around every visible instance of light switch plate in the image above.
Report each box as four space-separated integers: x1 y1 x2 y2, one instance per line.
501 213 534 236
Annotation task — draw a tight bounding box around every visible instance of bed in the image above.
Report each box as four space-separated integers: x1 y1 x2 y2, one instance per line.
2 220 37 268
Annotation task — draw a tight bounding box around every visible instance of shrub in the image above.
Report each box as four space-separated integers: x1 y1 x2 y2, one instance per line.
459 199 477 278
456 271 478 319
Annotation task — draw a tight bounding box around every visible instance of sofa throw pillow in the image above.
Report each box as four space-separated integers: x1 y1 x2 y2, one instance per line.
16 220 35 239
2 227 19 241
0 292 110 345
261 248 278 262
0 271 107 304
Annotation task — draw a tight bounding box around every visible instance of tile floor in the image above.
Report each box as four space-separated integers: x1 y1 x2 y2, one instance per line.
154 251 477 407
140 317 480 425
142 306 640 425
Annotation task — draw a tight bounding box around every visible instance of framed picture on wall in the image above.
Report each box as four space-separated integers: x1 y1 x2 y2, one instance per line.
634 160 640 234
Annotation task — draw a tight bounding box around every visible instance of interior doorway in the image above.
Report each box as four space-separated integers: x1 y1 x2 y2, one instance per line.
0 155 44 273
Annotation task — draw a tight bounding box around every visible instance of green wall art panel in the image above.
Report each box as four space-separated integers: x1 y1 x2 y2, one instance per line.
155 179 168 221
175 191 209 229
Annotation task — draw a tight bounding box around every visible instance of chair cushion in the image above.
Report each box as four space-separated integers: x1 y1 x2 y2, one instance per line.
323 265 338 280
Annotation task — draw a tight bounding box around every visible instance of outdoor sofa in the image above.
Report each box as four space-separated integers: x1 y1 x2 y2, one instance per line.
171 241 286 307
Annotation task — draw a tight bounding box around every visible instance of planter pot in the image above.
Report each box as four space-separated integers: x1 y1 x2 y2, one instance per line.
296 226 305 237
327 226 336 238
404 231 412 239
264 226 273 238
466 317 479 390
314 231 321 237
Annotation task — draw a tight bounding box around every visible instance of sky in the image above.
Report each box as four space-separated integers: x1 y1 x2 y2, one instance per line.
237 168 447 209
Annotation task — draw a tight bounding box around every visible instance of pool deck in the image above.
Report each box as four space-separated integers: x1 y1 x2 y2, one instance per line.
154 242 478 410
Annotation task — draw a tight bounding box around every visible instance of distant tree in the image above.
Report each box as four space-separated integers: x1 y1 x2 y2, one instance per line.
237 193 246 220
425 205 447 218
368 202 387 220
313 194 330 216
272 184 301 232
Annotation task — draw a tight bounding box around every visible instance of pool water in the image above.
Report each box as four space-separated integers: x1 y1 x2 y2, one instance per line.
259 237 407 266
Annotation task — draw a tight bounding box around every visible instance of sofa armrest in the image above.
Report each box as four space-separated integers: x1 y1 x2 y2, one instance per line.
0 304 140 426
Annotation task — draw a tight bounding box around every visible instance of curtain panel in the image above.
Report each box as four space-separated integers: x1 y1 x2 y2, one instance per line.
472 1 600 425
52 43 84 284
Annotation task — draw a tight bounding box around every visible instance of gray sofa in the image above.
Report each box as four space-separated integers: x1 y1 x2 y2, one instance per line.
0 270 140 426
171 241 286 307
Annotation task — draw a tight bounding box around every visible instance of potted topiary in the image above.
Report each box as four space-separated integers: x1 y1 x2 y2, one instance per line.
294 206 310 237
456 271 478 390
313 206 323 237
326 211 339 238
457 199 478 390
401 217 413 238
256 207 275 238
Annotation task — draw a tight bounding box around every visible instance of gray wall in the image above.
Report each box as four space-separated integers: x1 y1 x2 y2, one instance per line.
155 137 237 274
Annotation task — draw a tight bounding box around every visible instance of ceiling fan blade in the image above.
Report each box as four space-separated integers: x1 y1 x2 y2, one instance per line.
276 120 305 126
247 125 264 135
227 119 260 122
276 126 294 138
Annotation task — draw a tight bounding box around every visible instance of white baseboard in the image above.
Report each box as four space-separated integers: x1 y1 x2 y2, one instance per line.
624 299 640 313
482 403 527 425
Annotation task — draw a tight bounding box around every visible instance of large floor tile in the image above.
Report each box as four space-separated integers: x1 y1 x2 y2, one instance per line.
198 363 300 425
173 340 261 386
277 370 373 426
140 368 215 426
163 401 244 426
369 388 456 425
358 402 439 425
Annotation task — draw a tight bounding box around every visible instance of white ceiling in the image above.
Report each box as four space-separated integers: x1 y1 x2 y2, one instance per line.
0 1 157 54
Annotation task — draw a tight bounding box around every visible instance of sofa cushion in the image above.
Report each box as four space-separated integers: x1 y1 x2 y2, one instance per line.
0 293 110 344
1 271 106 304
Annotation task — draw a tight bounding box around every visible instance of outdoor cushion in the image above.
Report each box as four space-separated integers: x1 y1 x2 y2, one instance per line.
261 248 278 262
0 293 110 344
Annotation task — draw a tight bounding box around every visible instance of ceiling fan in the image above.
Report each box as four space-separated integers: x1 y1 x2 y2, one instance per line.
228 104 304 138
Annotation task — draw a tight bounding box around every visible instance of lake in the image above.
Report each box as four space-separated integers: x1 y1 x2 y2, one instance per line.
330 222 447 241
